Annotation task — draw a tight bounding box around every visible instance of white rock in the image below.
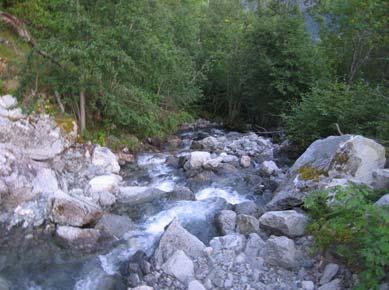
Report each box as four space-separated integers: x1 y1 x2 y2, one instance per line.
0 95 17 109
92 145 120 174
32 168 59 194
162 250 194 283
240 155 251 168
220 152 239 163
129 287 154 290
375 194 389 207
259 210 309 237
259 160 280 176
320 263 339 285
185 151 211 170
188 280 206 290
88 174 122 194
302 281 315 290
265 235 296 269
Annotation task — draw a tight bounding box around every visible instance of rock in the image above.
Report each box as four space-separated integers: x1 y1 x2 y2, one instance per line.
259 160 280 176
209 234 246 252
167 186 195 201
244 233 265 258
94 274 126 290
95 213 133 238
301 281 315 290
236 214 259 235
32 168 59 194
220 152 239 163
320 263 339 285
259 210 309 237
240 155 251 168
91 191 116 207
88 174 122 194
161 250 194 284
318 278 342 290
187 171 217 191
375 194 389 207
128 273 141 287
0 95 17 109
92 145 120 174
50 190 103 227
129 287 154 290
268 135 386 210
154 219 206 266
184 151 211 170
118 186 166 205
0 276 10 290
188 280 206 290
202 157 223 170
55 226 104 251
234 201 261 217
372 169 389 190
215 210 237 235
265 235 296 269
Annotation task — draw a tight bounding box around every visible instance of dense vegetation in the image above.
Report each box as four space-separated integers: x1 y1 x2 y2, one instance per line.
0 0 387 146
305 185 389 289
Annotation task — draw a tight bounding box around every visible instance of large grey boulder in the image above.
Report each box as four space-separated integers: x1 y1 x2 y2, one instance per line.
92 145 120 174
209 234 246 253
215 210 237 235
154 219 206 266
50 190 103 227
268 135 386 210
259 210 308 237
118 186 166 206
55 225 104 251
88 174 122 194
234 201 262 217
161 250 194 283
184 151 211 170
236 214 259 235
265 235 296 269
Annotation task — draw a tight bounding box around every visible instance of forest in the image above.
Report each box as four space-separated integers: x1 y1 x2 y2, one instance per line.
0 0 388 149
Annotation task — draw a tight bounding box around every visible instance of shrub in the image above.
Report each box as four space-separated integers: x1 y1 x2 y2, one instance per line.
304 185 389 289
284 81 389 148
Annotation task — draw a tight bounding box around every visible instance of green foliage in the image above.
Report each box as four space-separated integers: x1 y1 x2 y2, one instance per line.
304 185 389 289
284 81 389 148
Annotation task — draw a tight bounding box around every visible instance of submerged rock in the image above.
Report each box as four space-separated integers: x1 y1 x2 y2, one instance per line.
55 226 105 251
95 213 133 238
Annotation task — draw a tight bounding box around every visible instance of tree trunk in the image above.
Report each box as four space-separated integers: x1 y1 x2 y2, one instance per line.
80 90 86 132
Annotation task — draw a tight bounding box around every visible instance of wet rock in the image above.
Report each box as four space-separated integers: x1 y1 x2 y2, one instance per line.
375 194 389 207
259 210 309 237
372 169 389 190
167 186 196 201
320 263 339 285
154 219 205 266
265 235 296 269
268 135 386 210
259 160 280 176
92 145 120 174
118 186 166 206
161 250 194 284
187 171 217 191
215 210 236 235
55 226 105 251
318 278 342 290
88 174 122 194
234 201 261 218
188 280 206 290
95 213 133 238
50 190 103 227
240 155 251 168
94 274 126 290
202 157 223 170
184 151 211 170
236 214 259 235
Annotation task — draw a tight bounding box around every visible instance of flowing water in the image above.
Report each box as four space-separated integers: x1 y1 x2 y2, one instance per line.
0 128 270 290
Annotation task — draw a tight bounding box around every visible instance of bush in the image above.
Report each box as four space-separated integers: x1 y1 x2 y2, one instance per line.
284 81 389 148
304 185 389 289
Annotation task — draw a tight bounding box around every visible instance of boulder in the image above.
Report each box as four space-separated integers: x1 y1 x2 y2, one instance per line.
209 234 246 252
50 191 103 227
259 161 280 176
32 168 59 195
55 225 104 251
0 95 17 109
220 152 239 163
88 174 122 194
202 157 223 170
215 210 237 235
161 250 194 283
301 281 315 290
320 263 339 285
91 191 116 207
268 135 386 210
95 213 133 238
240 155 251 168
188 280 206 290
318 279 342 290
236 214 259 235
244 233 265 258
0 276 10 290
371 169 389 190
184 151 211 170
92 145 120 174
265 235 296 269
259 210 308 237
154 219 206 266
375 194 389 207
118 186 166 206
234 201 262 217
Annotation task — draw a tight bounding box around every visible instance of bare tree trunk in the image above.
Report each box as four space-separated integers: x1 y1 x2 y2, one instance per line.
80 90 86 132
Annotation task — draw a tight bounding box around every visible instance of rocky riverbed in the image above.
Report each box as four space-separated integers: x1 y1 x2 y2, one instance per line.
0 95 388 290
